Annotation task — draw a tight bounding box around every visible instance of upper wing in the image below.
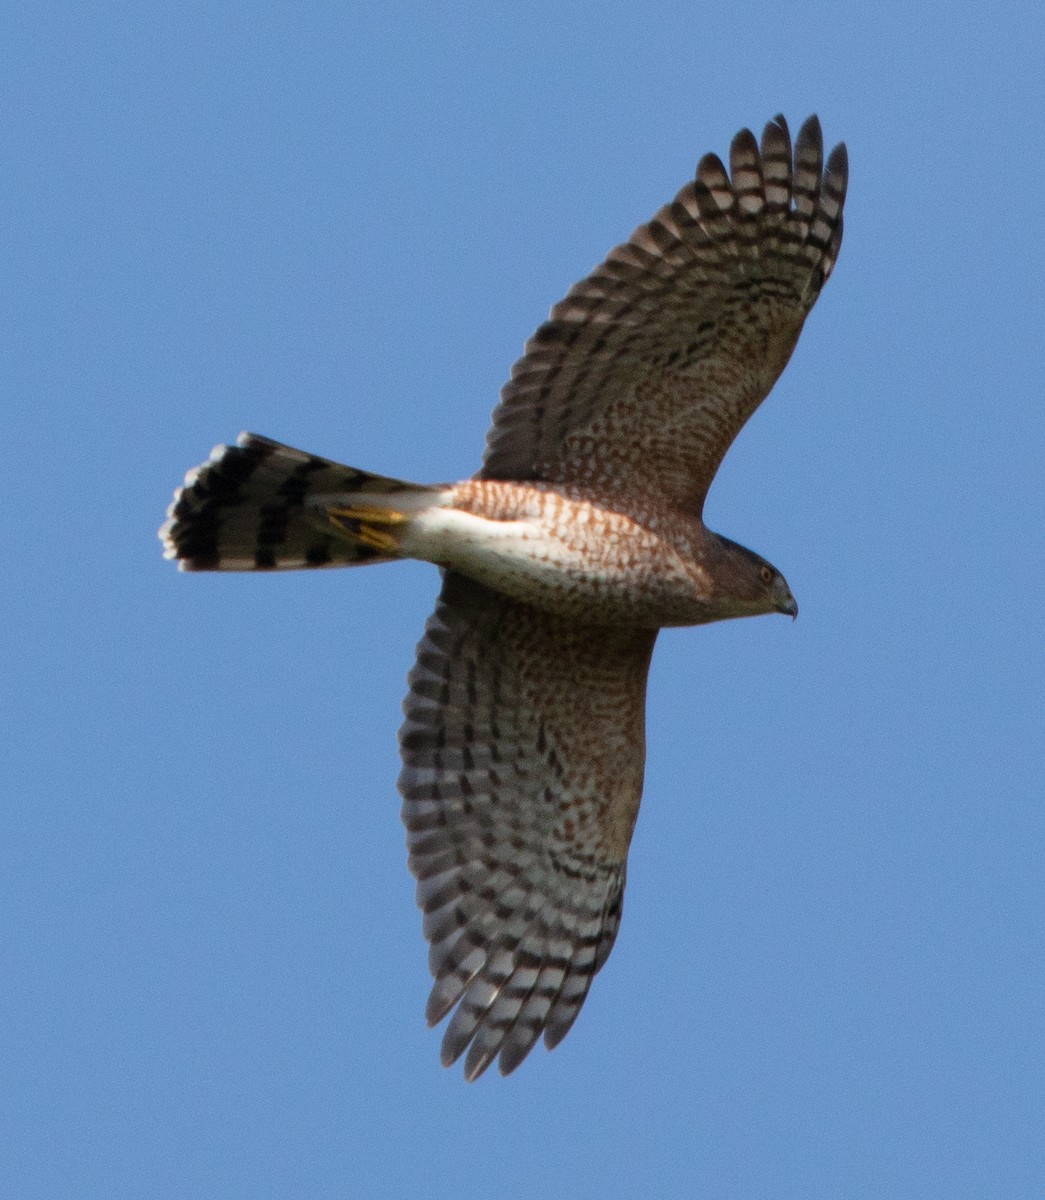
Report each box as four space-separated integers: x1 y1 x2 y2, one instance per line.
398 571 657 1080
480 115 848 513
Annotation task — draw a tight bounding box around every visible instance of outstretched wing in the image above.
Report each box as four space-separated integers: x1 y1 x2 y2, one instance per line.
480 115 848 513
398 571 657 1080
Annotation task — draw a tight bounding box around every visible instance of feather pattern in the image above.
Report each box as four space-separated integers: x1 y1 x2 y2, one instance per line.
399 572 655 1078
159 115 848 1081
160 432 432 570
480 115 848 514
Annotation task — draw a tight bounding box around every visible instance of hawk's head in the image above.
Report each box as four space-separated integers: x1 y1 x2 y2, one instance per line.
709 535 798 621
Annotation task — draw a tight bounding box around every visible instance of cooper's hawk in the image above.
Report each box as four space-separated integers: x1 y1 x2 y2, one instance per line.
161 115 847 1080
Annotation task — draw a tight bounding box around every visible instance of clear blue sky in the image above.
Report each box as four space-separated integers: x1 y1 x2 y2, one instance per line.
5 3 1044 1197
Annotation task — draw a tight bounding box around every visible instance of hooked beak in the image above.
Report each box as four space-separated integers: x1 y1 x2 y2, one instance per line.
778 594 799 620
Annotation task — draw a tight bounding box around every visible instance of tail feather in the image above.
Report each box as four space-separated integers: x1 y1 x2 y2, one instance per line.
160 433 435 571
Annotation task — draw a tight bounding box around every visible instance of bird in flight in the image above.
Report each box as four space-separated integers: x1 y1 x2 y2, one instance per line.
161 114 847 1080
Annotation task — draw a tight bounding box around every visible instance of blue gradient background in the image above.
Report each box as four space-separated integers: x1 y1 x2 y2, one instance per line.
4 3 1044 1197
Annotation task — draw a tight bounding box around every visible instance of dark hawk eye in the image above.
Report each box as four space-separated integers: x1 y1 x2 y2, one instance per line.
759 565 773 584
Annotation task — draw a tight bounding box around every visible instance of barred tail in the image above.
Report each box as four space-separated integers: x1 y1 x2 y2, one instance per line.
160 432 438 571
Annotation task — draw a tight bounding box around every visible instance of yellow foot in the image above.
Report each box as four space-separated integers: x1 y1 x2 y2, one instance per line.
326 505 406 554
